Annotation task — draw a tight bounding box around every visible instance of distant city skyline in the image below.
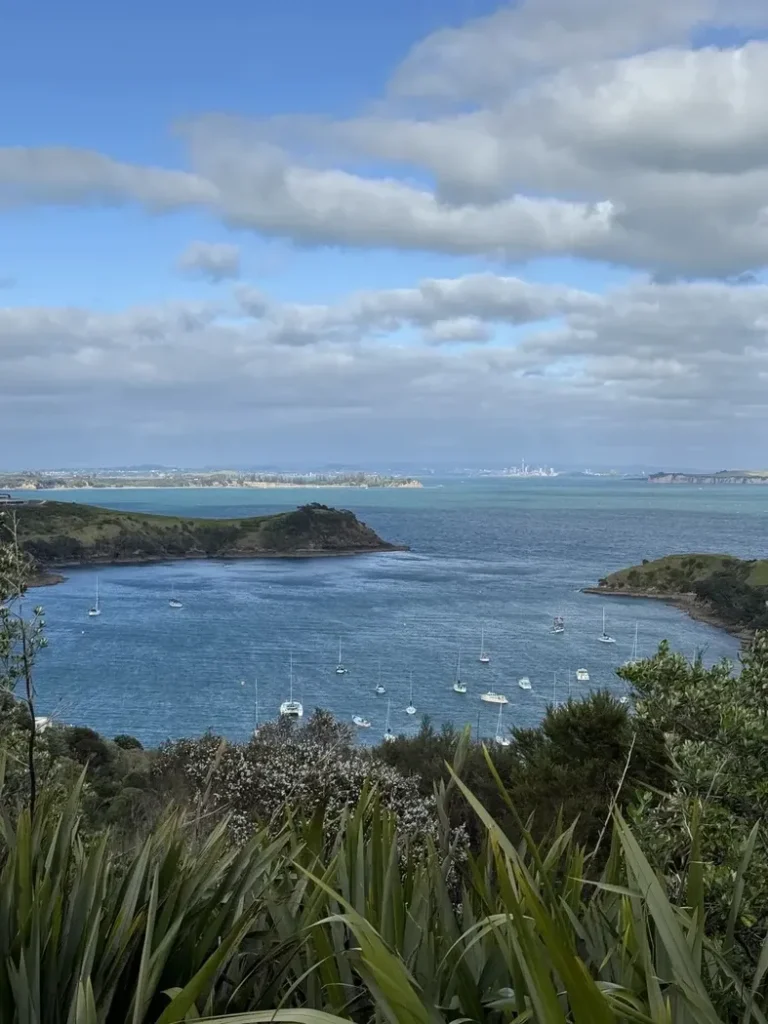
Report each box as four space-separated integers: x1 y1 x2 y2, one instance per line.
3 0 767 467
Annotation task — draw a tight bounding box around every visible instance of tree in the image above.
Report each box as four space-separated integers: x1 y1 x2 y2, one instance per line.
0 513 48 814
623 635 768 986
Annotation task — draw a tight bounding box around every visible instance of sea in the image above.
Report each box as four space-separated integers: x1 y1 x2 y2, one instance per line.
10 478 766 747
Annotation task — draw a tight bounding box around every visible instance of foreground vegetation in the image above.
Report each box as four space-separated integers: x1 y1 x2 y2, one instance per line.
5 523 768 1021
591 553 768 633
6 500 400 575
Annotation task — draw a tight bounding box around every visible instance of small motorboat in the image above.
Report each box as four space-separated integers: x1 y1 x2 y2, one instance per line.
480 691 508 705
352 715 371 729
518 676 532 691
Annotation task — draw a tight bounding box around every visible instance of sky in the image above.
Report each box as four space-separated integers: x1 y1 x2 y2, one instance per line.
3 0 768 470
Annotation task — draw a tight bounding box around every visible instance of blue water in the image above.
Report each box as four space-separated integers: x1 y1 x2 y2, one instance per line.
15 478 766 746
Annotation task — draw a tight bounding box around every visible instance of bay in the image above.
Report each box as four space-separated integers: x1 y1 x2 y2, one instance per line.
16 477 764 746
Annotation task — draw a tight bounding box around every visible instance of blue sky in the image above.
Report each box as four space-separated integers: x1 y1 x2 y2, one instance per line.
2 0 767 468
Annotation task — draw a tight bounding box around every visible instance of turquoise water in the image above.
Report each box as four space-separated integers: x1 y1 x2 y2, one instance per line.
16 478 765 745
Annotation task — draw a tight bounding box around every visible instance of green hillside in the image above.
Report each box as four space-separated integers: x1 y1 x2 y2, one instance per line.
592 553 768 632
2 500 400 569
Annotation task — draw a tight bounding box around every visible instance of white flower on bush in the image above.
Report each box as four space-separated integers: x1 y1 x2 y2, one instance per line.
153 710 462 856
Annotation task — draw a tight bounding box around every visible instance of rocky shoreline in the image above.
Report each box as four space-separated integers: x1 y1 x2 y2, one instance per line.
582 586 751 643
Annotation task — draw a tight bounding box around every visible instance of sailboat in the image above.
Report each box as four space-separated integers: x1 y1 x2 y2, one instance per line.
169 584 183 609
405 673 416 715
279 653 303 718
479 626 490 664
550 615 565 634
453 651 467 693
597 608 615 644
335 637 348 675
375 661 386 695
518 676 532 691
252 676 260 738
383 700 395 743
624 623 639 666
494 703 510 746
87 578 101 617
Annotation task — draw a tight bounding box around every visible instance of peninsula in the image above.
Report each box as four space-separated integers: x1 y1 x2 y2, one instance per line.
1 501 405 585
585 553 768 637
0 470 423 490
648 470 768 485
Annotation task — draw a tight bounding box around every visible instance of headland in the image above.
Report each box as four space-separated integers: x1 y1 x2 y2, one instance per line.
585 553 768 639
0 500 406 586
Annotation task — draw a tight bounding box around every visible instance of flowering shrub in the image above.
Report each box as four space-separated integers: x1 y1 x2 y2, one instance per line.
153 709 463 851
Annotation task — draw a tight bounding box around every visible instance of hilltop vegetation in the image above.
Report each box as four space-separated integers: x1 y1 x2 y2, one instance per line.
3 500 401 572
591 553 768 633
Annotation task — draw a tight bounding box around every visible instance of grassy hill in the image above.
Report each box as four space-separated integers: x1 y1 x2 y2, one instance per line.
589 553 768 633
2 500 401 571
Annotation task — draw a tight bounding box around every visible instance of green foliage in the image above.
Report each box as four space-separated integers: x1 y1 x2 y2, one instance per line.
377 694 668 852
12 500 392 568
114 733 144 750
623 633 768 1008
2 733 767 1022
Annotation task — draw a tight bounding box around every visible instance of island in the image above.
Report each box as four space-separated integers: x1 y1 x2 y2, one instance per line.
585 554 768 638
648 470 768 485
1 501 406 585
0 470 423 490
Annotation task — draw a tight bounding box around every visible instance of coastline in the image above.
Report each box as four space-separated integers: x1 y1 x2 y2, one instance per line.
12 482 423 492
27 544 409 588
582 586 751 642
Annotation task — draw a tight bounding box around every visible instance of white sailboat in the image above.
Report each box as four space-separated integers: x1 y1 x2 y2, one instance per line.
453 651 467 693
479 626 490 664
598 608 616 644
169 584 183 609
480 690 508 705
576 668 590 682
253 676 260 738
335 637 348 675
383 699 395 743
375 660 386 695
405 673 416 715
494 703 510 746
87 578 101 617
280 653 303 718
624 623 639 666
518 676 532 691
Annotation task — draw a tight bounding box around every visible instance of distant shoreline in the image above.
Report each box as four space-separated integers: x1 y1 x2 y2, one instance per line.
12 482 423 492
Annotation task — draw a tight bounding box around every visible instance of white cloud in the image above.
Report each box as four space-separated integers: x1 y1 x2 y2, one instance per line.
177 241 241 281
4 6 768 278
424 317 491 344
2 274 768 464
390 0 768 100
2 2 768 276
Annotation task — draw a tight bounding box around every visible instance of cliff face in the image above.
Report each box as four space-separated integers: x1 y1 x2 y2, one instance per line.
4 501 403 568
